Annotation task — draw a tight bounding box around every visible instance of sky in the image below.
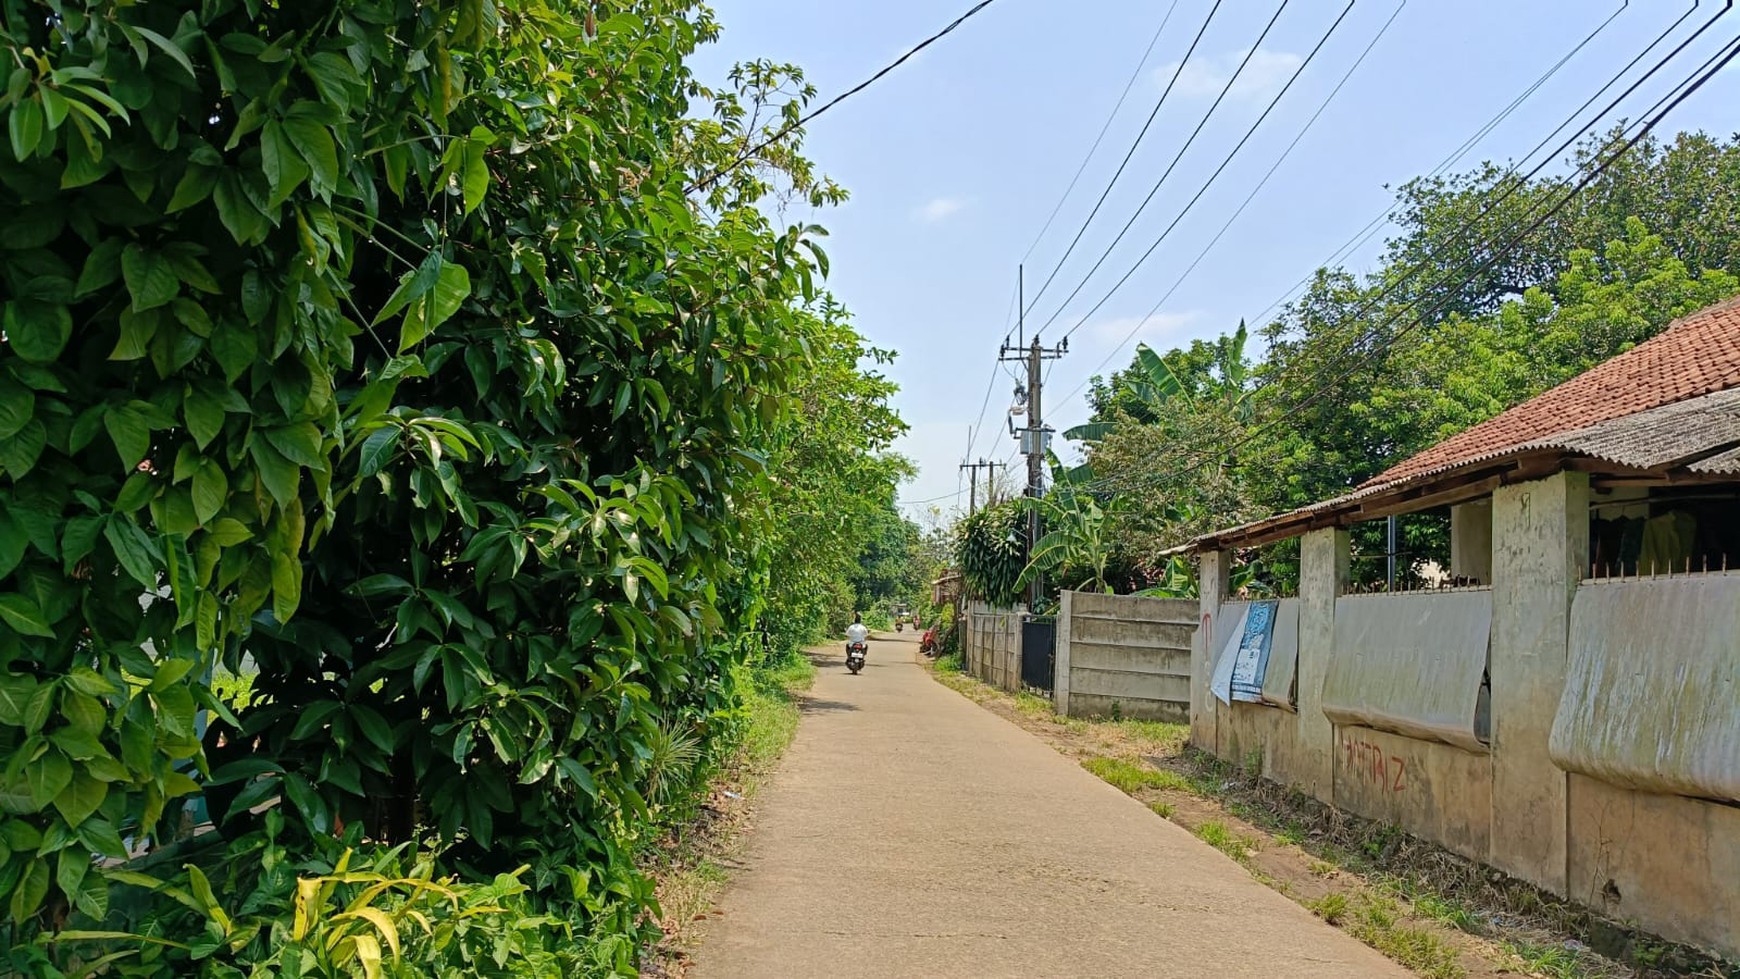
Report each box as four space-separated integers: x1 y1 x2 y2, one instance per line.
686 0 1740 520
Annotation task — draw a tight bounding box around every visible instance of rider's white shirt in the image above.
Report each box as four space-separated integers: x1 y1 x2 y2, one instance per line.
845 624 869 643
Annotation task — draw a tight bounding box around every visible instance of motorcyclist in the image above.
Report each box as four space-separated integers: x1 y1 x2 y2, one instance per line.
845 613 869 656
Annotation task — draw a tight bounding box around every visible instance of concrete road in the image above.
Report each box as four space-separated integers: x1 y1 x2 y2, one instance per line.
691 635 1410 978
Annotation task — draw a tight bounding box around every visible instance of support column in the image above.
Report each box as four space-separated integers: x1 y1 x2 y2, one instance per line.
1490 472 1588 893
1192 551 1231 751
1297 528 1349 803
1054 590 1073 715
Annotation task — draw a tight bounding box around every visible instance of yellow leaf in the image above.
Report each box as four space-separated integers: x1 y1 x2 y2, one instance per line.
352 933 383 979
333 906 401 958
292 877 321 941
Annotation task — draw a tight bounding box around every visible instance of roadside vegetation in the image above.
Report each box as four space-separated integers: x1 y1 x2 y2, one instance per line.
925 663 1737 979
0 1 921 975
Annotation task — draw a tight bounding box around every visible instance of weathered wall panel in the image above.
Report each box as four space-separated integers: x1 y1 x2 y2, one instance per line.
1567 774 1740 961
1293 529 1347 801
1490 471 1586 894
1058 592 1195 720
1323 591 1492 753
1332 725 1492 862
1551 575 1740 802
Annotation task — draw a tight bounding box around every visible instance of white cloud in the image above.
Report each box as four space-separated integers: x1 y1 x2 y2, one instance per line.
1156 47 1304 102
914 196 968 223
1083 310 1201 346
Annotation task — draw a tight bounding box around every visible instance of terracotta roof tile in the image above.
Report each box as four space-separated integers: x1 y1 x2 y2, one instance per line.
1363 295 1740 489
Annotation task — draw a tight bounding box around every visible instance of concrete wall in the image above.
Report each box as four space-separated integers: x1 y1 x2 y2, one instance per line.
963 602 1023 693
1055 591 1195 722
1187 471 1740 961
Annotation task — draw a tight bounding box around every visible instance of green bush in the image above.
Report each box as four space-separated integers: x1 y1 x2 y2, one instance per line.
0 0 899 968
956 502 1027 606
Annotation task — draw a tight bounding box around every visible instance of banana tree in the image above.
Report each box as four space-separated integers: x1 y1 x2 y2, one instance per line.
1067 320 1251 443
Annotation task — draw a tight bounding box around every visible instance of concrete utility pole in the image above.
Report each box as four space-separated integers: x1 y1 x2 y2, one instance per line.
999 265 1066 607
958 458 1007 515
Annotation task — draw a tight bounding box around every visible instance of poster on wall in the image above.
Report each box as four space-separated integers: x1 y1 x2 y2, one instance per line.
1211 601 1278 705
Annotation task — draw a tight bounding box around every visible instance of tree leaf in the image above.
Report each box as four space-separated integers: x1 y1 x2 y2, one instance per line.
192 461 227 525
0 384 32 440
0 673 38 726
357 426 400 477
462 138 488 215
103 402 153 470
282 117 337 196
103 517 161 589
3 301 73 363
54 771 108 827
121 244 179 312
0 594 56 638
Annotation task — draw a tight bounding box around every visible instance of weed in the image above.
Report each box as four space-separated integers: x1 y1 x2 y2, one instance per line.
1308 860 1338 878
1274 821 1307 847
1013 690 1054 719
1504 940 1595 979
1242 747 1264 776
1414 894 1480 934
1081 756 1196 795
1194 820 1258 864
1307 892 1350 925
1148 801 1175 819
1347 894 1464 979
1360 822 1404 861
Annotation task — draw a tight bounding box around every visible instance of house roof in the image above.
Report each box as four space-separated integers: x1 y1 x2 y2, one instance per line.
1172 295 1740 554
1361 295 1740 491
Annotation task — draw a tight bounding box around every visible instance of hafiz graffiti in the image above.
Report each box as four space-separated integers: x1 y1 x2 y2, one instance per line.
1343 735 1408 793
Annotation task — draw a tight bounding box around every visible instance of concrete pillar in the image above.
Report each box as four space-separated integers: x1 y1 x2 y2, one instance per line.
1054 591 1073 714
1451 500 1494 585
1490 471 1588 893
1297 528 1349 802
1192 551 1231 750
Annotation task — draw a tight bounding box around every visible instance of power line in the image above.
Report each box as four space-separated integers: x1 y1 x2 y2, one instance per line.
1219 0 1727 414
1031 0 1317 341
686 0 1003 195
1239 0 1669 333
1053 0 1410 408
1090 28 1739 502
1018 1 1182 266
1017 0 1228 320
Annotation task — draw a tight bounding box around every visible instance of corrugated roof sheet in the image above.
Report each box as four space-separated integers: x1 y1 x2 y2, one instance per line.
1362 295 1740 490
1690 444 1740 475
1516 387 1740 469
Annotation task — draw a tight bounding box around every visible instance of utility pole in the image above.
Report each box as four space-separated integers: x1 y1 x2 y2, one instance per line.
958 458 1007 515
1000 266 1066 608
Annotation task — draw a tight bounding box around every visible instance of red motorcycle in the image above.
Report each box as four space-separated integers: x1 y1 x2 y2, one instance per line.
919 626 939 656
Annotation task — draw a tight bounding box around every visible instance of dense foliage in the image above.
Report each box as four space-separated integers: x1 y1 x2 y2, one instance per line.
1068 129 1740 591
955 502 1026 607
0 0 901 974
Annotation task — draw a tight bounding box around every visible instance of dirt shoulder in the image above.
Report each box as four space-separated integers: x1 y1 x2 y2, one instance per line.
925 659 1736 979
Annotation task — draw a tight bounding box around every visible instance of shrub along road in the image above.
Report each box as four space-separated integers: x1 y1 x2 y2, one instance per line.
691 634 1408 977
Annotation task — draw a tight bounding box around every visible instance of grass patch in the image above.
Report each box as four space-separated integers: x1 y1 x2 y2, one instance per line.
1148 800 1175 818
1307 892 1349 925
1012 689 1055 719
1193 820 1259 864
1347 894 1465 979
1308 859 1338 878
1414 893 1480 934
1081 755 1196 795
1504 940 1599 979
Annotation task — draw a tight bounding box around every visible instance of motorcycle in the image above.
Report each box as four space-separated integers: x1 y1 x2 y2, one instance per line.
894 618 904 632
919 627 938 656
846 640 868 674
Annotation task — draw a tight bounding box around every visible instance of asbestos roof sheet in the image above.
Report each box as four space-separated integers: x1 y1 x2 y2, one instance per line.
1515 386 1740 469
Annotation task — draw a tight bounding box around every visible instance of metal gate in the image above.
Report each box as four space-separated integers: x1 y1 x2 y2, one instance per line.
1021 616 1056 691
